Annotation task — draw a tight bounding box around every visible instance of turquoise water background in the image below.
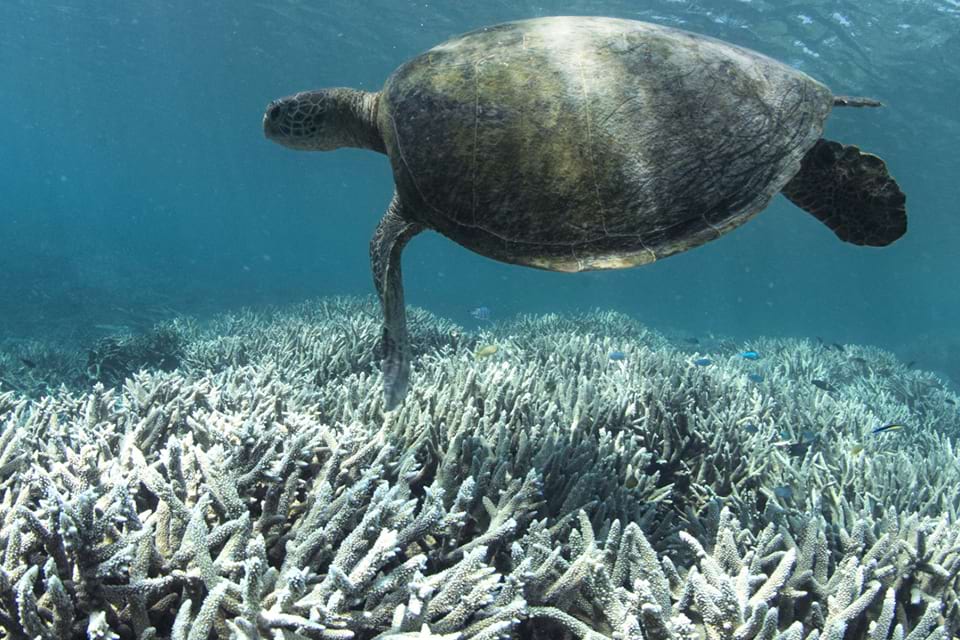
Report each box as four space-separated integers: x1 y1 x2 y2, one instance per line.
1 1 958 378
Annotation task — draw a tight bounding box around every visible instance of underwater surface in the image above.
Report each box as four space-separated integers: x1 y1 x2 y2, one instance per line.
1 1 960 639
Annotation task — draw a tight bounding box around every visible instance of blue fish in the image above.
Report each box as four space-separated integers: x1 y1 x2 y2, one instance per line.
773 486 794 499
740 350 760 360
744 423 759 434
470 306 491 321
608 350 627 361
693 357 712 367
747 373 764 383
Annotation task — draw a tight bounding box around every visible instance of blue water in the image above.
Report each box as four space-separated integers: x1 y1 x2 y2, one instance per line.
2 0 958 380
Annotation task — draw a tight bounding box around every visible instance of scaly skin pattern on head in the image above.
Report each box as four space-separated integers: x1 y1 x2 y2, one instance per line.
264 88 384 153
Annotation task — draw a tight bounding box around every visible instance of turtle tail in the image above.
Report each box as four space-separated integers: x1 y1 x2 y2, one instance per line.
832 95 883 108
781 138 906 247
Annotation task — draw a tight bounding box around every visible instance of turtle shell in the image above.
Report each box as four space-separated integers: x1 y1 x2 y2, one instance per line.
379 16 833 272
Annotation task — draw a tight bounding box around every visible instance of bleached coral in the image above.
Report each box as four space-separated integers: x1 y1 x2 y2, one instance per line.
0 297 957 639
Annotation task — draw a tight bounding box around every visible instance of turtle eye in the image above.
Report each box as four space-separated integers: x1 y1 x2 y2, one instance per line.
269 103 283 120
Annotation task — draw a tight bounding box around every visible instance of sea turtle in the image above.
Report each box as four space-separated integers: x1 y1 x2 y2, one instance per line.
263 16 906 410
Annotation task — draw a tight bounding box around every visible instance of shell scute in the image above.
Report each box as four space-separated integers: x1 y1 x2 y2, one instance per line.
381 17 833 270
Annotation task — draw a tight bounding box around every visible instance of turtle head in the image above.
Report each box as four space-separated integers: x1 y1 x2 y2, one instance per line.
263 88 383 152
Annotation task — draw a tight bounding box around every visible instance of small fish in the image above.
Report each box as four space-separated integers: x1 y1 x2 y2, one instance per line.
811 380 836 392
474 344 498 359
773 486 794 499
871 423 905 435
800 429 818 442
946 398 957 406
905 360 917 369
739 350 760 360
19 358 37 369
850 444 864 455
747 373 764 383
693 357 712 367
684 337 700 345
832 343 845 352
470 306 491 321
788 441 811 457
744 423 759 434
608 350 627 361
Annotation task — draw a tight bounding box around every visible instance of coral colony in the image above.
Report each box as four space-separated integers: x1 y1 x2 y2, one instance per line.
0 298 958 639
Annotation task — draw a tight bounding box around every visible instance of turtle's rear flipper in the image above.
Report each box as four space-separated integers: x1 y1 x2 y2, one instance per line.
782 138 906 246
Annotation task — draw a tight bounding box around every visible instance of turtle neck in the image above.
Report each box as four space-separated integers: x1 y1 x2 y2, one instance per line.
333 88 386 153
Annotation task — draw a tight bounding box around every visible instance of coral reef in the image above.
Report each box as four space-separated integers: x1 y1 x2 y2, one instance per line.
0 338 86 397
0 324 184 398
85 325 185 387
0 297 957 639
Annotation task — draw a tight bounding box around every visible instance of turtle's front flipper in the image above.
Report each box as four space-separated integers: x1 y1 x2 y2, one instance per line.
782 138 906 246
371 193 423 410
